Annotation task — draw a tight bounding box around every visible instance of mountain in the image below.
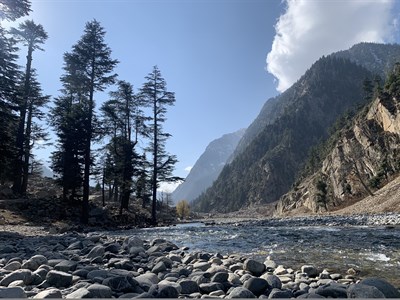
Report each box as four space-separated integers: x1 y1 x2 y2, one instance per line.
172 129 245 203
193 43 400 213
276 64 400 215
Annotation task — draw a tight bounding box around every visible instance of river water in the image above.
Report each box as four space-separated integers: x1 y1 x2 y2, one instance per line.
108 222 400 286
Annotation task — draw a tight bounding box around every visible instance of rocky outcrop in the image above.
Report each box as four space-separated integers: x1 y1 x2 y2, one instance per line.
276 92 400 215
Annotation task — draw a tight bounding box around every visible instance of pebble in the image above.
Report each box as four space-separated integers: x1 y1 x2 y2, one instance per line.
0 229 396 299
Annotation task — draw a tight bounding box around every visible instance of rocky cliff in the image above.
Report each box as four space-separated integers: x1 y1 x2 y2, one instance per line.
276 68 400 215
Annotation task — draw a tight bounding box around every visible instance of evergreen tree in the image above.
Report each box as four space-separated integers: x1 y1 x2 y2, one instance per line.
0 0 31 21
52 19 118 223
0 26 19 183
10 20 48 195
101 80 145 214
139 66 181 225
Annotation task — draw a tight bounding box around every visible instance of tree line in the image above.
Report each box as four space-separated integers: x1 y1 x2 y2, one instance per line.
0 0 181 225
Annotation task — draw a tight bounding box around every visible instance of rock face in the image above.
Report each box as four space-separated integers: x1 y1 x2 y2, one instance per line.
172 129 245 203
276 73 400 215
193 43 400 213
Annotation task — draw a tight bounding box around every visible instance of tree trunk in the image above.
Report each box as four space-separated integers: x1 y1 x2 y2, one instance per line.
21 100 33 194
151 89 158 225
12 46 33 195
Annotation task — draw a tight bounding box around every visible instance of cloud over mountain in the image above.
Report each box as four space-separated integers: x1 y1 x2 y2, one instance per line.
267 0 398 92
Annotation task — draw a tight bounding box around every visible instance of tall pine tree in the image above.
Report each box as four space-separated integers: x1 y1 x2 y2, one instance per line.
51 19 118 223
139 66 181 225
10 20 48 195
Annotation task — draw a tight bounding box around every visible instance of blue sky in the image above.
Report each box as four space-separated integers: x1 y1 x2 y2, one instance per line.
5 0 400 191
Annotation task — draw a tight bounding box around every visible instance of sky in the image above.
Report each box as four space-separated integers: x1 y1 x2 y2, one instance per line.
4 0 400 192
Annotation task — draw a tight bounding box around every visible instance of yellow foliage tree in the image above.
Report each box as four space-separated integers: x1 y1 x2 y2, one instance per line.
176 200 190 219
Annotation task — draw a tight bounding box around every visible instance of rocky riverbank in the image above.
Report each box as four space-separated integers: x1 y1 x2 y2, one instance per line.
0 228 398 298
199 212 400 228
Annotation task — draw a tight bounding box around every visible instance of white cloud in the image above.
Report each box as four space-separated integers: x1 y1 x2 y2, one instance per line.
184 166 193 172
267 0 397 93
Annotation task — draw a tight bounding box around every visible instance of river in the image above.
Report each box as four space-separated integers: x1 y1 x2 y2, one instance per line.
108 221 400 286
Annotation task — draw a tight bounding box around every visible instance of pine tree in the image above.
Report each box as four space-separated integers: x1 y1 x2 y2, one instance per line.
0 0 31 21
139 66 181 225
10 20 48 195
52 19 118 223
0 26 19 183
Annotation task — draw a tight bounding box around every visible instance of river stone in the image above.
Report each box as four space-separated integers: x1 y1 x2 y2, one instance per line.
211 272 229 283
155 256 173 268
168 254 182 263
264 259 277 271
315 283 347 298
30 255 48 266
135 273 160 288
54 260 78 272
157 285 179 298
87 245 105 259
3 261 22 271
199 282 225 294
228 273 242 285
67 241 83 250
268 288 292 298
244 277 270 296
152 262 167 273
301 265 318 278
104 243 121 253
33 288 62 298
193 262 211 271
103 276 139 292
182 254 196 265
46 270 73 288
21 259 40 271
0 269 33 286
0 286 26 298
179 280 199 294
8 280 24 287
360 277 400 298
87 269 110 280
227 286 256 298
244 259 265 276
229 263 243 272
274 265 287 275
347 283 386 298
66 287 92 298
261 274 282 289
87 283 112 298
129 246 146 256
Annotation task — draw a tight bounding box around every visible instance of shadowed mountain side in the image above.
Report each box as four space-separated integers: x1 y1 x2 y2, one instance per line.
172 129 245 203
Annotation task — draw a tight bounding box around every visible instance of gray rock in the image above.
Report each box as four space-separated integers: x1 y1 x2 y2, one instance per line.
21 259 40 271
123 237 144 249
8 280 24 287
3 261 22 271
133 292 154 298
67 241 83 250
105 243 121 253
227 286 256 298
87 245 105 259
244 277 270 296
360 277 400 298
33 288 62 298
103 276 139 293
54 260 78 272
182 254 196 265
347 283 386 298
66 287 92 298
135 273 160 288
30 255 48 266
261 274 282 289
273 265 287 275
87 269 110 280
157 285 179 298
46 270 73 288
87 283 113 298
301 265 319 278
152 262 167 274
0 286 26 298
179 280 199 294
199 282 225 294
129 247 146 256
193 262 211 271
315 283 347 298
268 288 292 298
264 260 277 271
211 272 229 283
243 259 265 276
0 269 33 286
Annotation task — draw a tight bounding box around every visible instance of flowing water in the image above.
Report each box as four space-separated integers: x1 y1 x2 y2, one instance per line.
108 222 400 286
